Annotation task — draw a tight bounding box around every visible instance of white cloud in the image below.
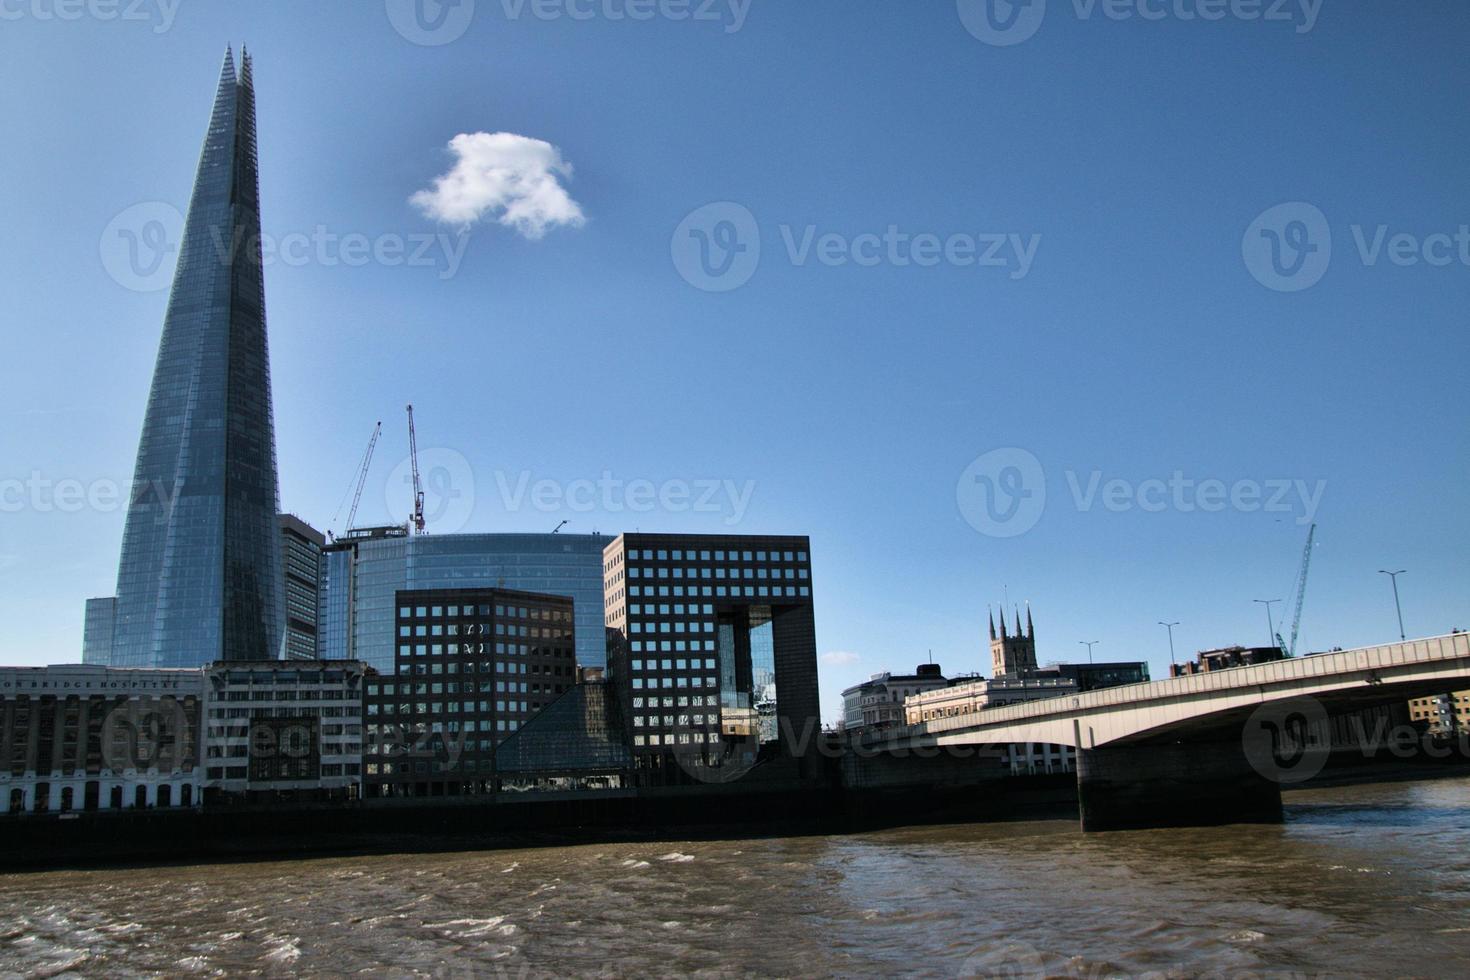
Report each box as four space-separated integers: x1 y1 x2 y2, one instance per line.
820 651 860 667
411 132 585 240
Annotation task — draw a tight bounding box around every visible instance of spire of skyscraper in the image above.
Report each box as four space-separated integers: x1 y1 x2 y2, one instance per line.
111 47 282 667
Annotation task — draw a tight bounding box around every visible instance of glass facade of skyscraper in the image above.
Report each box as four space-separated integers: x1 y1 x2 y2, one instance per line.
317 532 611 674
111 49 282 668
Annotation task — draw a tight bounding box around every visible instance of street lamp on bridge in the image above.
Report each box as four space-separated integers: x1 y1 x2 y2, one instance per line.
1378 569 1407 641
1079 640 1100 664
1253 598 1282 649
1158 621 1180 668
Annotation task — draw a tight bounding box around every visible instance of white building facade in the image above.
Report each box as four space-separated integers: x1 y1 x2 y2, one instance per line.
0 665 204 815
203 661 366 802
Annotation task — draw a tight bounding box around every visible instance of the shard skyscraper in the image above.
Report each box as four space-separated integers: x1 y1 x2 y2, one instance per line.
110 48 283 667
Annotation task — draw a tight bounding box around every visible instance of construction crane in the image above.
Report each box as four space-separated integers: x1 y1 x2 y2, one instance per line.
1275 523 1316 657
329 421 382 539
405 403 425 534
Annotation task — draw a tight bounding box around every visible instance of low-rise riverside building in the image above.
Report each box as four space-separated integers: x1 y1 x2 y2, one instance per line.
202 660 367 803
841 664 949 733
0 665 204 814
904 675 1080 725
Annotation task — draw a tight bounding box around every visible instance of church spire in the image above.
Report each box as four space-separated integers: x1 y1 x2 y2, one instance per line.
1026 602 1034 639
988 607 996 641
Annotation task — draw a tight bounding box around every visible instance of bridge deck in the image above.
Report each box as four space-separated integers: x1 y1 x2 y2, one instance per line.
879 633 1470 746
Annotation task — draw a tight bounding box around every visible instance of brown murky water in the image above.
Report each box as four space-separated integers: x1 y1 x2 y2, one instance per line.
2 777 1468 978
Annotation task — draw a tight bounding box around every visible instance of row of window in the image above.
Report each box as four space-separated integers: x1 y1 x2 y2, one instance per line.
627 548 806 563
398 623 568 638
632 658 717 672
631 676 719 690
633 713 717 728
396 642 570 658
206 724 362 738
374 680 550 696
629 603 714 616
633 732 721 746
634 695 718 709
208 707 354 719
370 701 537 717
367 718 519 737
205 763 361 780
630 640 716 653
389 658 570 677
628 621 714 634
628 585 810 600
629 566 808 582
397 604 570 623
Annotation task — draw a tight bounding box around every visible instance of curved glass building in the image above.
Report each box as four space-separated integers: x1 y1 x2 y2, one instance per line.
319 532 611 673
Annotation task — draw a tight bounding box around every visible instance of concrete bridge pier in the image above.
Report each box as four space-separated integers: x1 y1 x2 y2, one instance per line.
1076 742 1283 832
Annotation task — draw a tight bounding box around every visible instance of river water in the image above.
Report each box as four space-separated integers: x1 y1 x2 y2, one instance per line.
2 777 1468 978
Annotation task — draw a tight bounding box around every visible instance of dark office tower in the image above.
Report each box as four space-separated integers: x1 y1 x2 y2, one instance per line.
364 589 577 798
279 515 325 661
111 48 283 668
603 534 820 786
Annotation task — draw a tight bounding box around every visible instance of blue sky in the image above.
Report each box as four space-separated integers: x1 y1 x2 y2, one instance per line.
1 1 1466 723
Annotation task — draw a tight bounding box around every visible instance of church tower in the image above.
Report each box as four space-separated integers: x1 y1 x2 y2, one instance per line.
989 603 1038 678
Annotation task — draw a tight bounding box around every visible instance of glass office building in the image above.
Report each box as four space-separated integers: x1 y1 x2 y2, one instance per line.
111 49 283 668
318 532 612 674
81 598 117 666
